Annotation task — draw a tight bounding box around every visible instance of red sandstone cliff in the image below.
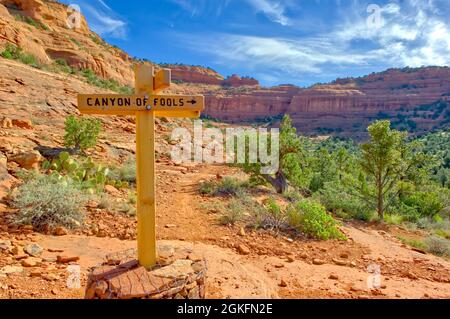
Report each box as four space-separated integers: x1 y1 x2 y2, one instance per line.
204 67 450 136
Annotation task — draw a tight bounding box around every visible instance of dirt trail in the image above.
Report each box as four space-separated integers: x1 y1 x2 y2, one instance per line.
12 164 445 299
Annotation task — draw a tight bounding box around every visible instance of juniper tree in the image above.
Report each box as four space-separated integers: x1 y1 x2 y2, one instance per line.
243 115 310 193
359 120 407 219
64 115 101 153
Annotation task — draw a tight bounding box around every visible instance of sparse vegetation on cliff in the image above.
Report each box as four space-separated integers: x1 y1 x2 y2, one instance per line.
14 14 49 30
1 44 40 68
0 44 133 94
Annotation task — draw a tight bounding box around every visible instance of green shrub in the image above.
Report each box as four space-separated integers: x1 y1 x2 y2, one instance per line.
215 177 245 196
283 190 302 202
1 44 40 68
218 193 265 226
116 202 136 216
81 68 133 94
260 197 286 230
424 236 450 256
435 229 450 240
199 180 216 195
396 203 421 222
54 58 75 74
70 37 82 47
402 191 444 217
384 214 404 225
199 177 245 196
128 191 137 205
417 217 450 231
64 115 101 152
319 183 373 221
287 200 346 240
219 198 245 225
12 174 86 231
397 236 427 250
15 15 49 30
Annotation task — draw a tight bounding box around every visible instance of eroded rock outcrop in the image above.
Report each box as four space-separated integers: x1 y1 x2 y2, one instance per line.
0 0 133 84
204 67 450 137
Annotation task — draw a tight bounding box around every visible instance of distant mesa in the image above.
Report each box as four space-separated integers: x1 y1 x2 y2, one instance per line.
165 65 260 88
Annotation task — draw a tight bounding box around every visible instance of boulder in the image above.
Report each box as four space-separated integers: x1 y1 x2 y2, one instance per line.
21 257 41 267
104 185 121 197
24 243 43 257
237 244 250 255
9 150 43 170
54 226 68 236
0 240 12 252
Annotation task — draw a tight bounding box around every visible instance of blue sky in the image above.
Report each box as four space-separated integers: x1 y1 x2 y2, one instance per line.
60 0 450 87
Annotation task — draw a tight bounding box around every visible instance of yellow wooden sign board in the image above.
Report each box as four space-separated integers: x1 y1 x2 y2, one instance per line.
76 64 204 269
77 94 204 117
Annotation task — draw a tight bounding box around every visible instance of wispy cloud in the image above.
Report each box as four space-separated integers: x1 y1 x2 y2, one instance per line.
97 0 112 11
245 0 290 26
180 33 370 75
80 0 127 39
169 0 231 17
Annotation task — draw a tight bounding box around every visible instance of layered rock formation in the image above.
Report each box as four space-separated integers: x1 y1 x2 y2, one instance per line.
0 0 135 84
204 67 450 137
168 65 260 88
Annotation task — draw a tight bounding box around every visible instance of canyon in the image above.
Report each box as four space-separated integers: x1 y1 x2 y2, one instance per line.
0 0 449 139
0 0 449 300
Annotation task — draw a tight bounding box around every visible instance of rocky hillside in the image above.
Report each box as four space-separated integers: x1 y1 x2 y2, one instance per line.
0 0 136 85
0 0 449 139
205 67 450 138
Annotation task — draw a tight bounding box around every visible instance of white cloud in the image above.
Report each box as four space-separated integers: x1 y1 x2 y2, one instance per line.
82 1 127 39
246 0 290 26
180 0 450 84
333 1 450 67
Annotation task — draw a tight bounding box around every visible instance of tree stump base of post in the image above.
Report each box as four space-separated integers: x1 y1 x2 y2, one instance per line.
84 244 207 299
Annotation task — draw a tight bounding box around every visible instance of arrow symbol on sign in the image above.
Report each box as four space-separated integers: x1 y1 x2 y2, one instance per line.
187 99 197 105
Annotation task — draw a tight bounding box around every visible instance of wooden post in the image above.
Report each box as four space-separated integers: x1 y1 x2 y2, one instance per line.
77 64 204 269
135 64 157 268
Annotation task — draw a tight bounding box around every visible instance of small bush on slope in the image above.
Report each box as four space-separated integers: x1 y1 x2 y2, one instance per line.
64 115 101 152
425 236 450 257
199 177 246 196
13 174 87 231
287 200 346 240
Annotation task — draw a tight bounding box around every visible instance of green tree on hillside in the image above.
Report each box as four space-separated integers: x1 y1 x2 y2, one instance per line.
243 115 310 193
359 120 407 219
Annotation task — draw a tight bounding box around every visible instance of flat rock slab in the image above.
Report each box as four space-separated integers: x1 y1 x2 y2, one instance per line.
152 259 195 279
108 266 174 299
85 246 207 299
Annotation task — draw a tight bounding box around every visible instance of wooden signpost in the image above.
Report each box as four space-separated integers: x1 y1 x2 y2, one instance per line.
77 64 204 268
